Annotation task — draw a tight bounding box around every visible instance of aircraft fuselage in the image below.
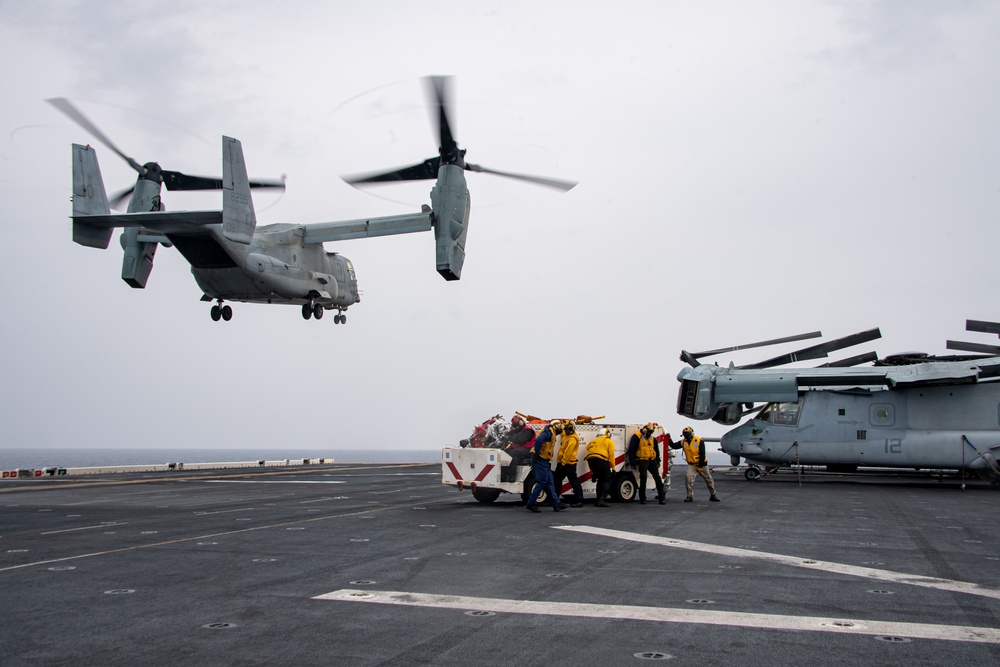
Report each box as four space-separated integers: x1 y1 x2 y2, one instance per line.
721 382 1000 472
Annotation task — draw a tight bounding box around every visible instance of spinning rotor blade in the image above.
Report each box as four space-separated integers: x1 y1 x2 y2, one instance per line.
739 328 882 370
465 163 578 191
46 97 143 173
341 76 576 192
48 97 285 200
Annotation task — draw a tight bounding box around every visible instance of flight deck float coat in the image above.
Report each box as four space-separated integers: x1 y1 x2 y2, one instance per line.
557 432 581 466
628 431 660 464
533 426 557 463
585 435 615 465
682 436 708 467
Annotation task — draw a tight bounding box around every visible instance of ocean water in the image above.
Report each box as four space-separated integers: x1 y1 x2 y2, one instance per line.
0 448 440 470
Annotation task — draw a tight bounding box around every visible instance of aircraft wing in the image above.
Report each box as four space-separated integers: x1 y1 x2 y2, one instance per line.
71 210 223 235
299 212 433 244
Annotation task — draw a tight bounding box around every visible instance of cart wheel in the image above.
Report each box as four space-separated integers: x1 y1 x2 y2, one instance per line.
610 472 637 502
472 488 501 504
521 474 548 505
745 466 762 481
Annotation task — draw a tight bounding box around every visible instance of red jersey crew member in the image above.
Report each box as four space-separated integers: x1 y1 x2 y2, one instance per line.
627 423 665 505
671 426 719 502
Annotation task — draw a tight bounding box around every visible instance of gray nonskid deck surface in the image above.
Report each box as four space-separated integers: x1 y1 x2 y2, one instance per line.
1 464 998 666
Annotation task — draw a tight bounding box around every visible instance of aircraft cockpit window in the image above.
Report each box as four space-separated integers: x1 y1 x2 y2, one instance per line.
755 404 773 422
772 401 801 425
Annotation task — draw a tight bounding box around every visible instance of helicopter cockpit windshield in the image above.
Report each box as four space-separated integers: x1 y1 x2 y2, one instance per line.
755 400 802 426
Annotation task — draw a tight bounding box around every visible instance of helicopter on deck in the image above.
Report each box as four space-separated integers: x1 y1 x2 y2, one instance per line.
676 322 1000 483
49 77 575 323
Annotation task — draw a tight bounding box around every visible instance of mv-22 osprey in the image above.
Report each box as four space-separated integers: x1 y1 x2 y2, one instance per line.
49 77 574 323
676 323 1000 482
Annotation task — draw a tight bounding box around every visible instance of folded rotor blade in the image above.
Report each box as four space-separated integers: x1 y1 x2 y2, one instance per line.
46 98 143 174
946 340 1000 355
966 320 1000 336
740 328 882 370
817 351 879 368
688 331 823 361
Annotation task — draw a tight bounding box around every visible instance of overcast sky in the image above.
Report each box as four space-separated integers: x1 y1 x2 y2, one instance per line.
1 1 998 455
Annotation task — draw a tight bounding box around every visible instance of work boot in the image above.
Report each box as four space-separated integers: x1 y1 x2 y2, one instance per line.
553 504 568 512
684 497 693 502
595 499 610 507
658 496 665 505
526 504 541 513
571 502 584 508
710 495 720 502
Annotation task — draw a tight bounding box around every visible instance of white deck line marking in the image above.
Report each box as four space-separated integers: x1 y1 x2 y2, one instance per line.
315 589 1000 644
556 525 1000 601
40 522 128 535
203 480 346 484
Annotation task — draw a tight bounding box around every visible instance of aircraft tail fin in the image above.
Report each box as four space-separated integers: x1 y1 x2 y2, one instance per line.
221 136 256 244
71 143 113 248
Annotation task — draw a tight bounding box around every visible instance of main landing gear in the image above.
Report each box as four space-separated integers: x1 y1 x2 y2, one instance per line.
210 301 233 322
301 302 347 324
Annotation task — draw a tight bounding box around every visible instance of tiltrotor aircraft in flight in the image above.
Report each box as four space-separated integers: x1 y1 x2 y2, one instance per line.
676 322 1000 483
49 77 575 323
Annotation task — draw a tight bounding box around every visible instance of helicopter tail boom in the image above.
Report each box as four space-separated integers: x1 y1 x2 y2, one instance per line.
71 144 113 249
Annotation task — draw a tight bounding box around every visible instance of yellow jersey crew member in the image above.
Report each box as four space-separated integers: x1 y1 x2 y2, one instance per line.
671 426 719 502
585 427 615 507
626 423 665 505
554 421 584 507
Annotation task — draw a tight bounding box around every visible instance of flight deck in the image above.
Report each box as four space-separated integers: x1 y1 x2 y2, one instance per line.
1 463 998 666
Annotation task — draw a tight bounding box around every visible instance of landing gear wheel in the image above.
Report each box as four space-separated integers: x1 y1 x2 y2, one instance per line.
221 305 233 321
610 473 637 502
313 304 324 320
210 305 221 321
301 303 312 320
340 314 347 324
333 314 342 324
745 465 762 481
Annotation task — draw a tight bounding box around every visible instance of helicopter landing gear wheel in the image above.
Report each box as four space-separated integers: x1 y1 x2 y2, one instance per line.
334 312 347 324
313 304 324 320
301 303 313 320
745 465 762 481
221 305 232 321
210 305 221 321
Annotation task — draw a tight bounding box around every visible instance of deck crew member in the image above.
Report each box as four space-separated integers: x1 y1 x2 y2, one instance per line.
585 427 615 507
627 423 665 505
502 415 535 482
526 421 567 513
554 421 584 507
672 426 719 502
